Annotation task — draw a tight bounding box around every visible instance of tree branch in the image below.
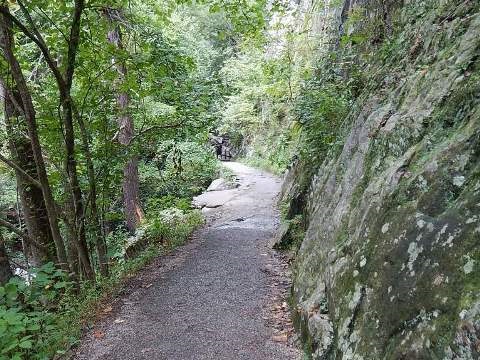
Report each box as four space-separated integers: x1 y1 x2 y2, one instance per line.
65 0 85 90
0 77 26 117
133 122 184 141
0 1 66 88
0 153 42 189
35 7 68 42
0 218 47 252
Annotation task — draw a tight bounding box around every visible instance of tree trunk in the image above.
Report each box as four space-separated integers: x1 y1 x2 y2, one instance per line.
59 0 94 280
2 85 55 266
65 221 80 279
61 99 94 280
123 156 143 232
0 5 69 271
1 0 94 279
76 110 109 276
0 238 12 286
105 14 144 232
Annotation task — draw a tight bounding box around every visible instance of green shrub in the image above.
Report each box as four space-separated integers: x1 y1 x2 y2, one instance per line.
141 141 219 200
0 204 205 360
0 263 71 360
161 142 218 194
294 78 352 166
144 208 204 247
145 195 192 215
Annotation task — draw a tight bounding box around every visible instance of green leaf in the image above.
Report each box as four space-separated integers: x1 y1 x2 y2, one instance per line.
0 322 6 336
53 282 67 289
19 340 33 349
209 3 220 12
26 323 40 331
4 283 17 301
1 339 18 354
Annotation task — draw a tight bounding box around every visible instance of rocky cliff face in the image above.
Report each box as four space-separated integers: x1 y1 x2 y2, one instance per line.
281 0 480 358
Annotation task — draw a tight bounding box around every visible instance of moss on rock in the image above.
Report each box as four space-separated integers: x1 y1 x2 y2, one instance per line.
281 0 480 358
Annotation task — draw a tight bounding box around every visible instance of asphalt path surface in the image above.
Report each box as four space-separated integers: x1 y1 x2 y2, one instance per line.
73 162 299 360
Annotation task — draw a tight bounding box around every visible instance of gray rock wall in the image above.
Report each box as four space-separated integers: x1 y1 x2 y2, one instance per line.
284 0 480 358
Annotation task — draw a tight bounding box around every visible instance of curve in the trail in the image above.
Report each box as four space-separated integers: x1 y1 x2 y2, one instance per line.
73 162 299 360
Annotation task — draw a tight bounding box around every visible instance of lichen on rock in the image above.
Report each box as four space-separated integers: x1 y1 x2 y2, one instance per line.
281 0 480 358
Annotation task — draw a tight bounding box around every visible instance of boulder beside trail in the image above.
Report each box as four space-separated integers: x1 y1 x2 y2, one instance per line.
206 178 238 192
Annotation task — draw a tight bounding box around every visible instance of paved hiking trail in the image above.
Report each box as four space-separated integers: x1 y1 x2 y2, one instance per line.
73 162 299 360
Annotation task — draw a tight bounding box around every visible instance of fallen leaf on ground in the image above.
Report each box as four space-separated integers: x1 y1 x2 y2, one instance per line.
272 334 288 343
93 330 105 339
102 306 113 314
114 318 125 324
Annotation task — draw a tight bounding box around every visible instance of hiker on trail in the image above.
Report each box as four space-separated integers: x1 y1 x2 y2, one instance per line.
215 140 223 158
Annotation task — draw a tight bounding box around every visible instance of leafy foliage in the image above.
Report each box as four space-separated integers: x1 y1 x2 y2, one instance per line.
0 0 281 356
0 264 70 359
140 140 219 201
144 208 204 247
294 77 352 165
